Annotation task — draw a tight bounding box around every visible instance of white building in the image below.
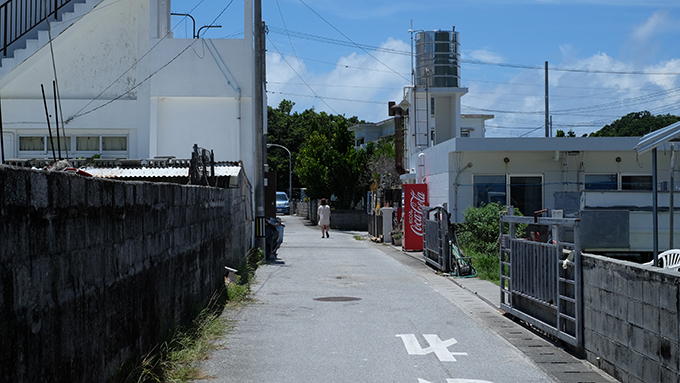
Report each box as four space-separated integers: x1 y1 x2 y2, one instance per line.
0 0 260 182
398 29 679 253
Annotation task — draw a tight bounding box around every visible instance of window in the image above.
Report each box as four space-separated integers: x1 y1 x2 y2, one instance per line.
585 174 617 190
77 137 100 151
355 137 365 147
19 136 45 151
102 137 127 151
474 175 506 207
621 175 652 191
47 137 71 152
430 97 435 116
509 176 543 216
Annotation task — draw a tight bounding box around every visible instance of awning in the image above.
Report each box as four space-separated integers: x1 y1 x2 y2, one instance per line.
634 120 680 155
83 165 241 179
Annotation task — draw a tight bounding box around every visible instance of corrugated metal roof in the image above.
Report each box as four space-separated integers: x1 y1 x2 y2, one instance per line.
634 120 680 155
82 165 241 179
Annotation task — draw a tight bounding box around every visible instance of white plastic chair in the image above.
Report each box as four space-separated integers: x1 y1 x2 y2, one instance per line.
644 249 680 271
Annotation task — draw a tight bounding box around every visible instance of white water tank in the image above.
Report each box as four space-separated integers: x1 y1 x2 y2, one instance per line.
415 28 461 88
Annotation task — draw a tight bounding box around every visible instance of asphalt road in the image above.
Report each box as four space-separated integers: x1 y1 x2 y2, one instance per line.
195 215 562 383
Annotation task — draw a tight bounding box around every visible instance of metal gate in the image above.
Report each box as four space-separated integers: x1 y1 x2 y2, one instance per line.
500 209 583 347
423 206 451 272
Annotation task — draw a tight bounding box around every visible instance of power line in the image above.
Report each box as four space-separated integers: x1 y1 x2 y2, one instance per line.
267 37 339 114
295 0 410 83
267 91 384 105
66 0 234 123
269 25 680 76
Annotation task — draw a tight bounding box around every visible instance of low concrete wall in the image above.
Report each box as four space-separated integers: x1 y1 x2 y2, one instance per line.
583 254 679 383
295 200 365 231
0 166 250 382
331 210 368 231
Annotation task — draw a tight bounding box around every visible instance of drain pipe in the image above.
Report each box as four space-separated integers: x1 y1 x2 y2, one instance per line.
0 93 4 163
417 153 425 183
671 143 675 249
452 162 473 223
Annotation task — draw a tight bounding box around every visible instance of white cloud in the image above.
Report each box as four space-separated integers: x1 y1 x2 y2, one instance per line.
467 49 504 64
267 38 410 122
630 10 674 42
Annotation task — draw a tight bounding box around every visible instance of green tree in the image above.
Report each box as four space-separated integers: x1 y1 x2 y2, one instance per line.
555 129 575 137
589 111 680 137
287 107 366 209
364 137 399 189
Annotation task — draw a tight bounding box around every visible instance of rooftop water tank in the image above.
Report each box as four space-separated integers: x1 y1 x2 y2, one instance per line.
415 28 460 88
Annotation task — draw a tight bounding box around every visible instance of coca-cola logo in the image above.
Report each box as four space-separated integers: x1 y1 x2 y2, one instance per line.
407 189 426 237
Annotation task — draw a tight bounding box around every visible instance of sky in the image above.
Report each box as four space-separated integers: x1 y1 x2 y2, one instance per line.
170 0 680 137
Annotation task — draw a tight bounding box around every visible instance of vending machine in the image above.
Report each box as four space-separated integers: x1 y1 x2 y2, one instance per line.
402 183 428 251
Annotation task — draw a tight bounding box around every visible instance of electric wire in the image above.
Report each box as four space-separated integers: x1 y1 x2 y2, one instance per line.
268 25 680 76
296 0 410 83
274 0 307 84
267 36 339 114
67 0 234 123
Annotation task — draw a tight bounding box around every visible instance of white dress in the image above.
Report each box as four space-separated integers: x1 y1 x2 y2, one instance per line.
318 205 331 226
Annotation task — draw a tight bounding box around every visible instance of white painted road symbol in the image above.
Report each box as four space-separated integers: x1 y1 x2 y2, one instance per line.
418 379 494 383
396 334 468 362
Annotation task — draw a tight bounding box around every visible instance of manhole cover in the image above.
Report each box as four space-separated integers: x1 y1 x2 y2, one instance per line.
313 296 361 302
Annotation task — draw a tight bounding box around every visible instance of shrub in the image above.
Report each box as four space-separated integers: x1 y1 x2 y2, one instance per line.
455 203 526 284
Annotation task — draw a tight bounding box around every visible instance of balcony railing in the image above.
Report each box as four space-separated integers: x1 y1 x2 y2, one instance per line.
1 0 73 57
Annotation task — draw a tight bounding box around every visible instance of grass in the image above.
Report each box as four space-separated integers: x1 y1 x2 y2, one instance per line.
463 247 501 286
353 235 363 241
122 249 262 383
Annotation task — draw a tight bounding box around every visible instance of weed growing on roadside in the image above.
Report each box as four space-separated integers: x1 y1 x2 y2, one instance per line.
353 235 363 241
123 248 263 383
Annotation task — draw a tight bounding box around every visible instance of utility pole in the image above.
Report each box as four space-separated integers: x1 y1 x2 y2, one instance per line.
253 0 266 253
545 61 549 137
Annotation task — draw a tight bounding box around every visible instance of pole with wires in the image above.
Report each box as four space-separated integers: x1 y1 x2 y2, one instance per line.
41 84 57 162
53 81 62 159
254 0 267 253
0 92 4 163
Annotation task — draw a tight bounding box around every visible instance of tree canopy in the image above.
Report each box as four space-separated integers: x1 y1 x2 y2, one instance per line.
588 111 680 137
266 100 368 209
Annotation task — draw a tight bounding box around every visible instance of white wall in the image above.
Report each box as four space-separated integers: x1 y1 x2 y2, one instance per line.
436 141 669 222
0 0 257 180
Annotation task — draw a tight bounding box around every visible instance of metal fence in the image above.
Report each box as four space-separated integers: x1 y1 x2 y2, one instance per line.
500 209 583 347
423 206 451 272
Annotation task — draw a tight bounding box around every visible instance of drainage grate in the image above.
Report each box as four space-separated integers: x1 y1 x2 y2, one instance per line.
313 297 361 302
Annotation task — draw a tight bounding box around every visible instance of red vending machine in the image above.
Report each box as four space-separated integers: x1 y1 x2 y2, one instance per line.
402 183 428 251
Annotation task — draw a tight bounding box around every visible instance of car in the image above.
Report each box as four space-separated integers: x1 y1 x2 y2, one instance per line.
276 191 290 215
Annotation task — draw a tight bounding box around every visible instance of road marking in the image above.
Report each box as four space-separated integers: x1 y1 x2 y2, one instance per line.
418 379 494 383
397 334 468 362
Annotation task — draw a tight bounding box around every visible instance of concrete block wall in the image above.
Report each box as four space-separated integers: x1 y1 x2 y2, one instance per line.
295 200 365 230
0 166 250 382
583 254 679 383
331 210 368 231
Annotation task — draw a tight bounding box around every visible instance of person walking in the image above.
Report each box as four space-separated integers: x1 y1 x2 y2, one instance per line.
318 198 331 238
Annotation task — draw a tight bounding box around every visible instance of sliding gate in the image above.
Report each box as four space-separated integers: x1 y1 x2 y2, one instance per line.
500 209 583 347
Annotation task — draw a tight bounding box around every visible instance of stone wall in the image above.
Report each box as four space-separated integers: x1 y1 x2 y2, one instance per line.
0 166 250 382
295 199 366 231
583 254 679 383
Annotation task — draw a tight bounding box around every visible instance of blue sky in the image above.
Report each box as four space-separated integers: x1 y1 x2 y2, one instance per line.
171 0 680 137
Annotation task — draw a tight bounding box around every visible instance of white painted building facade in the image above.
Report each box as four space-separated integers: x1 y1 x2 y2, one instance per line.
0 0 260 181
400 28 678 254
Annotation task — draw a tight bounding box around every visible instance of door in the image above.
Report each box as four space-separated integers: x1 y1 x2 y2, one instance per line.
509 175 543 216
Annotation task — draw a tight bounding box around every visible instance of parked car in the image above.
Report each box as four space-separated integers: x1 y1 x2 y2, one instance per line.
276 191 290 215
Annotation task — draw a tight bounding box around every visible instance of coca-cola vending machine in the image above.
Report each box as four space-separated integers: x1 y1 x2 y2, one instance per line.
402 183 428 251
